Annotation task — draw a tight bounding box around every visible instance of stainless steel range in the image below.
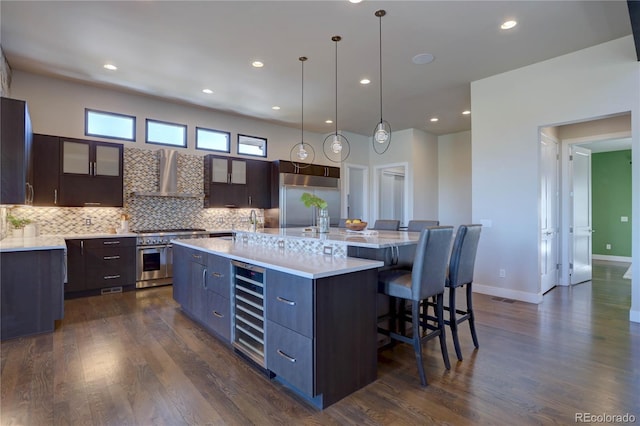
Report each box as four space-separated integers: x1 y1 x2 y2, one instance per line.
135 228 210 288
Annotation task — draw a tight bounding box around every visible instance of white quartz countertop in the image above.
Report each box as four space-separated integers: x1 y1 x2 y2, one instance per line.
235 227 420 248
173 238 384 279
0 236 67 252
61 232 138 240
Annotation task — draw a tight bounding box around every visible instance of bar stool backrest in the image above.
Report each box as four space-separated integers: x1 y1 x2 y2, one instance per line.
411 226 454 301
407 220 440 232
448 224 482 288
373 219 400 231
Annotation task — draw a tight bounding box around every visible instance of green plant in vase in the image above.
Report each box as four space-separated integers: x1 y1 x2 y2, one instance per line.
300 192 330 233
7 213 31 229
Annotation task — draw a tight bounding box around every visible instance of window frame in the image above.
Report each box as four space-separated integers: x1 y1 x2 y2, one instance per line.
237 133 267 158
85 108 136 142
195 126 231 153
145 118 187 148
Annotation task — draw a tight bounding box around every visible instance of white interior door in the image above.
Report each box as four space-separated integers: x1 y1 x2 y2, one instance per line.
345 164 368 221
570 145 593 284
540 133 559 294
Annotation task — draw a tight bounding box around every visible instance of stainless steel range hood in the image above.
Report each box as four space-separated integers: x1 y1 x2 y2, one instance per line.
131 149 204 198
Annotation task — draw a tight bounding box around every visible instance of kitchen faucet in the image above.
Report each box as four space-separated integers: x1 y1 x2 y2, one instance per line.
249 209 257 232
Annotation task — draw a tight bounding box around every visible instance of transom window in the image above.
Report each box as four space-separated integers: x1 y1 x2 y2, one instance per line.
196 127 230 152
85 109 135 141
146 119 187 147
237 134 267 157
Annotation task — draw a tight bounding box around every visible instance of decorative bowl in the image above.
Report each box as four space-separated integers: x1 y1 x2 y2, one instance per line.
345 221 368 231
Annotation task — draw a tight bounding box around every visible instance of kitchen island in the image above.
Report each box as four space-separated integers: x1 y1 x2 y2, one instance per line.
171 228 423 409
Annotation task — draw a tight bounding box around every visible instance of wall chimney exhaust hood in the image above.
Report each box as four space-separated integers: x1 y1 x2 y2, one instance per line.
131 149 204 198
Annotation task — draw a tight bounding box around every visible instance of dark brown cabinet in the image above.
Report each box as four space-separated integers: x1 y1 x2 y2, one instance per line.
32 134 61 206
65 237 136 294
0 249 65 340
204 155 271 208
272 160 340 178
59 137 124 207
0 97 33 205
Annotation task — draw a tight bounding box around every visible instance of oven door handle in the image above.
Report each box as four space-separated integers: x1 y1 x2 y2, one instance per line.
138 245 168 250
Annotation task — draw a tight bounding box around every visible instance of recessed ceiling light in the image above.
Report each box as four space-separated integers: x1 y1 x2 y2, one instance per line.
349 0 362 3
325 119 333 124
252 61 264 68
462 110 471 115
202 88 213 94
412 53 434 65
430 117 439 122
360 78 370 85
272 106 280 110
501 20 517 30
103 64 117 71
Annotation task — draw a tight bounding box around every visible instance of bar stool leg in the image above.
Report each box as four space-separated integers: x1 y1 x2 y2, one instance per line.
436 292 451 370
449 286 463 361
467 284 479 349
411 302 428 386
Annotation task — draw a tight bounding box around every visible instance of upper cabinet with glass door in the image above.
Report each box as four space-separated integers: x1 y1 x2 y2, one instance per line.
59 138 124 207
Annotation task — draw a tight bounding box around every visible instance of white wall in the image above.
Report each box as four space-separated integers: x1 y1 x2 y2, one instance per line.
471 36 639 323
438 130 472 229
10 70 337 164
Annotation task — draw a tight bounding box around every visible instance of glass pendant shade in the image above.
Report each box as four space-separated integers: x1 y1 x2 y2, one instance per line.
297 143 309 160
375 122 389 144
331 135 343 153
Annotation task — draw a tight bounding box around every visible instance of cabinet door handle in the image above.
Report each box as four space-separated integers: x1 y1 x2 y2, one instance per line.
202 268 207 289
84 202 101 206
277 349 296 363
248 195 252 205
54 189 58 205
211 272 223 278
103 255 120 260
212 311 224 318
81 240 84 256
192 254 202 259
276 296 296 306
103 240 120 245
104 275 121 280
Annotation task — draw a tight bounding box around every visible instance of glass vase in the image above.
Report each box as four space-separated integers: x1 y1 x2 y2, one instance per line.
317 208 330 233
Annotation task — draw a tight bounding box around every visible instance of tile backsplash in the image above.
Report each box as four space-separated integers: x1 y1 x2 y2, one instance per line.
4 147 263 236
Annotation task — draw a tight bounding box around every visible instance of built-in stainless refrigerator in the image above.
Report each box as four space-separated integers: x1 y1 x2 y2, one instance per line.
279 173 341 228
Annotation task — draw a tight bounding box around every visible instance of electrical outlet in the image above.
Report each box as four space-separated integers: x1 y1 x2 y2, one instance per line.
621 216 628 222
606 244 611 250
499 269 506 278
85 218 91 226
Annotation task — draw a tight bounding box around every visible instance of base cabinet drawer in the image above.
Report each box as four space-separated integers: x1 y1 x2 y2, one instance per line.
266 320 313 396
204 292 231 342
265 270 313 338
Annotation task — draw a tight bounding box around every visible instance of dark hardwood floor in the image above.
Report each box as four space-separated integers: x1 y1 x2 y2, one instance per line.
2 260 638 425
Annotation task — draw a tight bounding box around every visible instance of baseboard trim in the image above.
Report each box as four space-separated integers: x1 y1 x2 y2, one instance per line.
473 283 543 304
592 254 632 262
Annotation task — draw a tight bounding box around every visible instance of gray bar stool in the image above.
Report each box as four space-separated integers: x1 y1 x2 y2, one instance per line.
407 220 440 232
377 226 454 386
446 224 482 361
372 219 400 231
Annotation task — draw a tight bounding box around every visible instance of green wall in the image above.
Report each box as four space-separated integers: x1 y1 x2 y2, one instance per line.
592 149 632 257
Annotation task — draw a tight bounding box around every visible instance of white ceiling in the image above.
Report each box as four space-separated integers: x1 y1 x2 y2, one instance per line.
0 1 633 136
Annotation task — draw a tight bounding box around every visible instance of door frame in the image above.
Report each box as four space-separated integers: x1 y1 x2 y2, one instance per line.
372 162 410 227
539 131 560 294
343 163 369 222
560 130 631 286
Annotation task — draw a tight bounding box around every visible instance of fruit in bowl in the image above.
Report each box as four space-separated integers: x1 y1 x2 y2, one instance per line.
345 219 367 231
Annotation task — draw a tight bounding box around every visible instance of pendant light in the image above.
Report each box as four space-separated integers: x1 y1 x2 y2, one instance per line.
290 56 315 167
323 35 350 163
372 9 391 155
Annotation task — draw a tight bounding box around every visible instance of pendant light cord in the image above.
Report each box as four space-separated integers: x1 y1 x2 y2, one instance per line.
332 36 341 137
300 56 306 145
378 12 383 124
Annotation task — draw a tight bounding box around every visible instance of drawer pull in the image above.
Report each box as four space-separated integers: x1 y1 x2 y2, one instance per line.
103 275 121 280
277 349 296 363
103 255 120 260
211 272 223 278
103 241 120 245
212 311 224 318
192 254 202 259
276 296 296 306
